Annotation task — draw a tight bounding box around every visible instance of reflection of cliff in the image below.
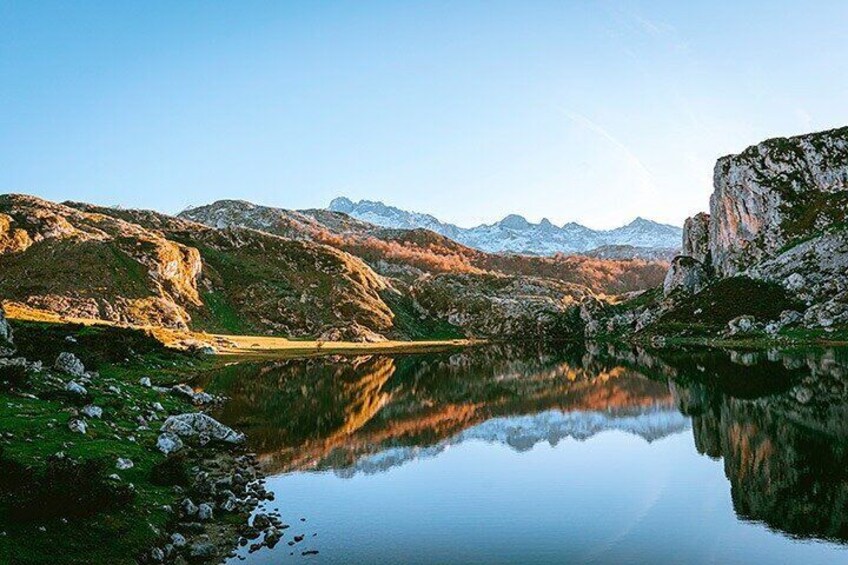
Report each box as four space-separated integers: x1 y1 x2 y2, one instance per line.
672 376 848 543
203 344 684 474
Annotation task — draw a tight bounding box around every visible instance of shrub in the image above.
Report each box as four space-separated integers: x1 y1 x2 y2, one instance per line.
0 451 135 521
0 364 30 391
150 453 190 487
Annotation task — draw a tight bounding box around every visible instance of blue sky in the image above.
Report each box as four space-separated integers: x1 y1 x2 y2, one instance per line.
2 1 847 228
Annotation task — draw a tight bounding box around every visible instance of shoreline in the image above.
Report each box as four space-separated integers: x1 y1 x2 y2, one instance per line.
4 302 479 360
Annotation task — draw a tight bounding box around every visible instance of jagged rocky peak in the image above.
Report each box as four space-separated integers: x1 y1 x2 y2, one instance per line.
328 197 681 256
498 214 531 230
708 126 848 276
328 196 355 212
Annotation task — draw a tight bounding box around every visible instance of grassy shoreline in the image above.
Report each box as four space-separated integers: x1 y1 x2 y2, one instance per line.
0 314 477 563
5 302 478 360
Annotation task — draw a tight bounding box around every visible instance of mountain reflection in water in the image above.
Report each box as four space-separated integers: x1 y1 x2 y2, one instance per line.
201 343 848 562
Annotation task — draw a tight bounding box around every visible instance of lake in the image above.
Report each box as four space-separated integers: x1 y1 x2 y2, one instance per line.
201 343 848 564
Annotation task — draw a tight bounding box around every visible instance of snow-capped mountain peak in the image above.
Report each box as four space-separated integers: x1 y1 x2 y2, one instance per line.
328 197 681 256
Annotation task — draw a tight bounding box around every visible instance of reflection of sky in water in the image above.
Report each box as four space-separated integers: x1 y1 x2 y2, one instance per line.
232 425 847 564
211 346 848 563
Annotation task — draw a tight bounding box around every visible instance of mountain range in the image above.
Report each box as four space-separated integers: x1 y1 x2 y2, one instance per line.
329 197 682 256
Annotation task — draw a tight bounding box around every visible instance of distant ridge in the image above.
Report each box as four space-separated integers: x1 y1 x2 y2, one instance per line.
329 197 681 256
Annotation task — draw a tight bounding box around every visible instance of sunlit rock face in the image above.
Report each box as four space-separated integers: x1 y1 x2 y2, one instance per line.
660 127 848 320
682 212 711 265
663 256 709 297
707 127 848 276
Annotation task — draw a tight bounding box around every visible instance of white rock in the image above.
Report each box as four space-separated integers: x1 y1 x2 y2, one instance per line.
55 352 86 376
170 532 187 547
65 381 88 395
139 377 152 387
68 418 87 434
156 432 184 455
197 503 214 521
160 413 244 444
116 457 134 470
81 405 103 419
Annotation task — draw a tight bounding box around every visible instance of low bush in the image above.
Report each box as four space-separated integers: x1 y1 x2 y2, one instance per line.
0 451 135 521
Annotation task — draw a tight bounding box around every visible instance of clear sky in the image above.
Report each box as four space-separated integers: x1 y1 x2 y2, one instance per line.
2 1 848 228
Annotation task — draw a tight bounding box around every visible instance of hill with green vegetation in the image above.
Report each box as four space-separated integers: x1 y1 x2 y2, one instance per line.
0 194 669 341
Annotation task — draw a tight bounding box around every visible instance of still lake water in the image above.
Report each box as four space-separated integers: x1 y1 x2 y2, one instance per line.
202 344 848 564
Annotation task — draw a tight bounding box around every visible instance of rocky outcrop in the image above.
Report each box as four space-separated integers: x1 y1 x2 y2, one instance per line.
650 127 848 332
0 194 202 329
663 256 709 297
410 273 592 338
708 127 848 276
682 212 711 264
0 304 14 356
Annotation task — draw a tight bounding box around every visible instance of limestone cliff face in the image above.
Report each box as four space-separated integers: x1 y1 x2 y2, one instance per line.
682 212 711 265
664 128 848 297
708 127 848 276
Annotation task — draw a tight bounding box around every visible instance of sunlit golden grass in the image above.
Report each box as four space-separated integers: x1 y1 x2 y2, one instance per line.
3 300 475 360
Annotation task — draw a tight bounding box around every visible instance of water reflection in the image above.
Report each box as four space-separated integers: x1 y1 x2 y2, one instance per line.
202 343 848 555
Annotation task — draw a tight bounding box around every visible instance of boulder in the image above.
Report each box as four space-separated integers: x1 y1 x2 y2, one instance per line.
68 418 87 434
55 352 86 377
727 315 758 336
663 256 709 297
197 503 214 521
160 413 245 444
65 381 88 395
116 457 134 470
318 323 387 343
81 405 103 419
171 384 217 406
156 432 184 455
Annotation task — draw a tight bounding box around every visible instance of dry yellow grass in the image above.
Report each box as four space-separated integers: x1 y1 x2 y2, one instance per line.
3 300 474 359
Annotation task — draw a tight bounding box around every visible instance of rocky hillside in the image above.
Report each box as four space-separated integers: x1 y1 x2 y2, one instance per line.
589 127 848 339
181 199 668 295
0 195 404 339
0 194 611 341
328 197 682 256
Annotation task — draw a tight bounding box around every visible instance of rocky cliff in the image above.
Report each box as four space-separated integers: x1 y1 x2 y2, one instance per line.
708 127 848 276
0 194 203 329
605 127 848 337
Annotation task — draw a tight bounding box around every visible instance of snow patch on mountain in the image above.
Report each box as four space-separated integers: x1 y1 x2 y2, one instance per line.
329 197 681 255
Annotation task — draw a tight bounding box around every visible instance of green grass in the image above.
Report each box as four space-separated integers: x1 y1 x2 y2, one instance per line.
380 291 464 340
194 289 250 335
0 321 216 564
657 276 801 333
